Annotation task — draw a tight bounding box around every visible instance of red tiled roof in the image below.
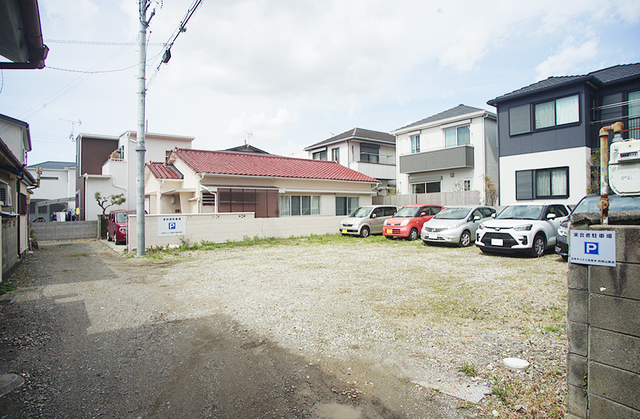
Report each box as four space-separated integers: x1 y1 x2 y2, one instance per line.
172 148 379 183
147 162 182 179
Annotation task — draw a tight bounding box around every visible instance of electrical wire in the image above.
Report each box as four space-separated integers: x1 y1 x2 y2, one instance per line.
45 39 165 46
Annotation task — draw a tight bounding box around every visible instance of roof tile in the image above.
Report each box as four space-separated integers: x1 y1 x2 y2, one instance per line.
172 149 378 183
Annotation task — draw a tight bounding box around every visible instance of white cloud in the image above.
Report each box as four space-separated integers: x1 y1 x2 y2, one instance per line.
535 37 600 80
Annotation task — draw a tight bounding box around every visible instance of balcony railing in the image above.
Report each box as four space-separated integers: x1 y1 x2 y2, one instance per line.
399 145 474 174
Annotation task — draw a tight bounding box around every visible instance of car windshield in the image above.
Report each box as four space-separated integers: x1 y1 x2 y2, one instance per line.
573 194 640 213
433 207 470 220
349 207 373 218
115 212 130 223
395 206 421 217
497 205 543 220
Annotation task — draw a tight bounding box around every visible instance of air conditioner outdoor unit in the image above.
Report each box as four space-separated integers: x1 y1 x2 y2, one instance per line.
0 184 12 207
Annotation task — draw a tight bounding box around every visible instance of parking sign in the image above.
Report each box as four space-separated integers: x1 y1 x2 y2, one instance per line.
158 216 186 236
569 230 616 267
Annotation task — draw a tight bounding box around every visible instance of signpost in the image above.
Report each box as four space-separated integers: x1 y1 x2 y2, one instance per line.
158 216 186 237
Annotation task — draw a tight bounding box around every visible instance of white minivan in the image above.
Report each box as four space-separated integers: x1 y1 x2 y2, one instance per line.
340 205 397 237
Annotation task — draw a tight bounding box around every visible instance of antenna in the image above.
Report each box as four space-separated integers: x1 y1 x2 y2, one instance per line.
244 130 252 146
60 118 82 140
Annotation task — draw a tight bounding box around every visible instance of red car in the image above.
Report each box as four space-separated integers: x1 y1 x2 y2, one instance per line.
383 204 443 241
106 209 136 245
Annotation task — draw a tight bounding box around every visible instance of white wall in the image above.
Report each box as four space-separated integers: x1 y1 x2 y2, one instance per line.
128 213 345 251
84 176 127 221
30 167 76 200
499 147 590 206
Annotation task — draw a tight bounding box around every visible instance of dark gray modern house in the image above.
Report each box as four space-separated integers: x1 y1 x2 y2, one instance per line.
487 63 640 205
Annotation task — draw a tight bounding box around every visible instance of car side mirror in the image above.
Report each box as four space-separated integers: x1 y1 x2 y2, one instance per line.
420 212 426 217
371 213 378 219
547 213 556 220
491 213 496 218
473 215 481 221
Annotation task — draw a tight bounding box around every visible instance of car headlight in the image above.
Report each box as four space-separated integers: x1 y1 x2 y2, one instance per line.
514 224 533 231
400 219 410 226
558 225 567 237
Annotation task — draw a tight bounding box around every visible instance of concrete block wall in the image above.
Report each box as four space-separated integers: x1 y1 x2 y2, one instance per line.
567 224 640 419
31 221 98 241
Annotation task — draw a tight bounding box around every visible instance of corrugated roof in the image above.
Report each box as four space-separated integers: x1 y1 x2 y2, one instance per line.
147 162 183 179
304 128 394 151
488 63 640 105
27 161 76 170
172 148 379 183
393 104 491 132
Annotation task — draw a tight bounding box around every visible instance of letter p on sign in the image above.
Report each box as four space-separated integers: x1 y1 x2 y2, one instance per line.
585 242 599 255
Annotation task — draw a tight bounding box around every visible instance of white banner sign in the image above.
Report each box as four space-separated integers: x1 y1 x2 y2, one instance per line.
158 216 186 236
569 230 616 267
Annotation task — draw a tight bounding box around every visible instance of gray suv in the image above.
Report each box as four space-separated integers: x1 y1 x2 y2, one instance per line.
340 205 397 237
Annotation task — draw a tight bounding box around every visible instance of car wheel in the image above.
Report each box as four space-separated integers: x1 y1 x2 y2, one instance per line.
531 234 547 257
408 228 419 241
360 226 370 238
459 230 471 247
561 255 568 262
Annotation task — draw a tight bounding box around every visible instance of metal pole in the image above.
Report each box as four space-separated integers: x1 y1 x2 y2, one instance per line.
136 0 148 256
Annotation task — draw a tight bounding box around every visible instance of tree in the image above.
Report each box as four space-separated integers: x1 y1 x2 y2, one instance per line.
484 175 498 207
95 192 126 218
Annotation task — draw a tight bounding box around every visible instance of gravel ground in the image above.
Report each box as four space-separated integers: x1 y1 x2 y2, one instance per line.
0 237 568 418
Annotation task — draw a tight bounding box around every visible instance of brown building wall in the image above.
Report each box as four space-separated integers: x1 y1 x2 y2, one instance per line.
75 135 118 220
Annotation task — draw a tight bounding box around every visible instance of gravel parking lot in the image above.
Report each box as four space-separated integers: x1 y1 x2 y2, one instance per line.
1 236 568 418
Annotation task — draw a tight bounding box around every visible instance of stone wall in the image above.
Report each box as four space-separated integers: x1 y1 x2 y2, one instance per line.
567 222 640 419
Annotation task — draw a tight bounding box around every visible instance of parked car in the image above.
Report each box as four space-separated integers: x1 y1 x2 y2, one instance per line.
340 205 397 237
555 193 640 260
383 204 443 240
422 205 496 247
107 209 136 244
475 203 570 257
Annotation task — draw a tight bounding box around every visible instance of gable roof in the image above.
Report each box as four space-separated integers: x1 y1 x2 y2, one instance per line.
27 161 76 170
170 148 379 183
304 128 395 151
392 104 493 133
146 162 183 180
488 63 640 105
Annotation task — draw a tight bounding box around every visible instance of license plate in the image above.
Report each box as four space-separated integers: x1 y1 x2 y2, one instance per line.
386 229 392 234
429 233 437 239
491 238 504 246
342 229 347 234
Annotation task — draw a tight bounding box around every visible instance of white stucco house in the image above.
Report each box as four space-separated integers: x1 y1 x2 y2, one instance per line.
391 105 498 205
78 131 193 222
145 148 379 217
304 128 396 194
26 161 76 221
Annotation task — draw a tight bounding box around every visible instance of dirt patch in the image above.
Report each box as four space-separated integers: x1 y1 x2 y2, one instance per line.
0 238 568 418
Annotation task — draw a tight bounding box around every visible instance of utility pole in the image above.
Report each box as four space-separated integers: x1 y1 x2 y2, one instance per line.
136 1 155 256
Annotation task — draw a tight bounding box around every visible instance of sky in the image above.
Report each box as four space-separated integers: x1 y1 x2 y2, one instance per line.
1 0 639 166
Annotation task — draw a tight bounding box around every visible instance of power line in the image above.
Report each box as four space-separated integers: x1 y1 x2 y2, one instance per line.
45 39 165 46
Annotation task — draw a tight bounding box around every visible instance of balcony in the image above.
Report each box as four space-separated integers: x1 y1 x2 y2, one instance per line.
399 145 474 174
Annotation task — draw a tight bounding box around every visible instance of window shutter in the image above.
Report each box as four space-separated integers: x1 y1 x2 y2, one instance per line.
516 170 534 200
509 104 531 135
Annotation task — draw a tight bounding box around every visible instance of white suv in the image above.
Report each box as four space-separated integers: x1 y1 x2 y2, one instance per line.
475 204 570 257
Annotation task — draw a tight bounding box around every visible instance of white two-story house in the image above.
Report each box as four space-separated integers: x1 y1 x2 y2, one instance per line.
391 105 498 205
26 161 76 221
304 128 396 194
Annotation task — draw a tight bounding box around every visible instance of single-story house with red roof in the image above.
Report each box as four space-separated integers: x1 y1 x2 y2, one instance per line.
145 148 380 217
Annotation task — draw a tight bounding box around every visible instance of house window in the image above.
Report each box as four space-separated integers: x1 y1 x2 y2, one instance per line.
463 179 471 191
509 104 531 135
312 150 327 160
412 182 441 194
411 135 420 153
515 167 569 200
628 90 640 136
444 125 470 147
335 196 359 216
360 144 379 163
280 195 320 216
534 95 579 129
331 147 340 163
202 192 216 206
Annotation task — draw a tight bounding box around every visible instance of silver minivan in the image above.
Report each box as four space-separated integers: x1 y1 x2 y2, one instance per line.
340 205 397 237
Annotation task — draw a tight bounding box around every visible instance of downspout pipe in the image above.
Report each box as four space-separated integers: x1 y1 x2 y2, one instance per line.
597 121 624 225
